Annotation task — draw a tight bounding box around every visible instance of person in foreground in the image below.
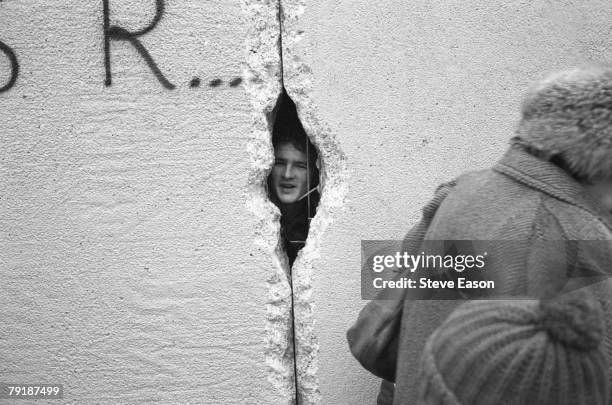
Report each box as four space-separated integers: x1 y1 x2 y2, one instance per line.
348 64 612 404
417 292 608 405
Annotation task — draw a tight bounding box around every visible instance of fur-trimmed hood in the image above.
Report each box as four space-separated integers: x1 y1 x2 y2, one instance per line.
514 64 612 181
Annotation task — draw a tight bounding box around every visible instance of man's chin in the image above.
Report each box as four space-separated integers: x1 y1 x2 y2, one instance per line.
277 192 299 204
279 196 298 204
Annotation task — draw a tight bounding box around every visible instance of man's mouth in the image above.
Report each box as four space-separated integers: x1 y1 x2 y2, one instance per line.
280 183 296 191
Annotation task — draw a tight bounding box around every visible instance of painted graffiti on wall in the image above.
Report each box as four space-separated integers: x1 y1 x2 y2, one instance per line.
0 0 243 93
103 0 175 89
0 40 18 94
190 77 243 88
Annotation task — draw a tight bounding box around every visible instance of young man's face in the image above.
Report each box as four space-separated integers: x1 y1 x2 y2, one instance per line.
271 143 311 204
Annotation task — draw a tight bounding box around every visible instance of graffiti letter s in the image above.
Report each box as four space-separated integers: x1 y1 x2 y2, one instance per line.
0 40 18 93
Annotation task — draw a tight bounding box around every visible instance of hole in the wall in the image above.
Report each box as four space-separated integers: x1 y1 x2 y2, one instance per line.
265 87 322 405
266 89 321 268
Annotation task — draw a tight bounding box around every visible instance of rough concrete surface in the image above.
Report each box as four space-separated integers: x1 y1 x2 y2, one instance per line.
242 0 296 403
1 0 285 403
4 0 612 404
281 0 612 403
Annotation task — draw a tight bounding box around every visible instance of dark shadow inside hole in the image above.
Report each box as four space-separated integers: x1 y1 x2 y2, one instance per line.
267 90 320 267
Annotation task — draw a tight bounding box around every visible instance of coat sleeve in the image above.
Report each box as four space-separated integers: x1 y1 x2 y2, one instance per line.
346 181 456 382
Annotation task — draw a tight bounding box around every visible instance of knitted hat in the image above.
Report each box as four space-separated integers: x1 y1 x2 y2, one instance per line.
417 293 608 405
514 64 612 181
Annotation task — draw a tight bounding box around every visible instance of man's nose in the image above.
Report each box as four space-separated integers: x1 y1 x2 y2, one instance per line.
282 164 295 179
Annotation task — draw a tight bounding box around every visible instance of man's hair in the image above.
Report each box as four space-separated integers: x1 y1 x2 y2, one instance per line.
272 92 319 173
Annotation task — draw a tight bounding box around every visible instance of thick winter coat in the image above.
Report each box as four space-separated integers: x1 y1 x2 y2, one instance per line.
393 145 612 404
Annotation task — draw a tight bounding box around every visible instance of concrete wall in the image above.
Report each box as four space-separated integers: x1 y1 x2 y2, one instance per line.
2 0 612 404
1 0 288 403
281 0 612 403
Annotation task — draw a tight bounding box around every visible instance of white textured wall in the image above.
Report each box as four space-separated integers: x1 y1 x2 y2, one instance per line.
281 0 612 403
1 0 285 403
4 0 612 404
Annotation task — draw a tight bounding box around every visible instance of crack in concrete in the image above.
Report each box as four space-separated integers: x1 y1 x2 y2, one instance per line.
245 0 348 402
279 0 349 401
276 2 302 404
243 0 295 403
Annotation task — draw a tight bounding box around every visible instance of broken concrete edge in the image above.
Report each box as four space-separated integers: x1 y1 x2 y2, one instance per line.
288 101 349 405
242 0 297 403
281 0 350 402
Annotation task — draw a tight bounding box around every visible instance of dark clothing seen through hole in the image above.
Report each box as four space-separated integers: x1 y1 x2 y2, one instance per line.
267 91 320 266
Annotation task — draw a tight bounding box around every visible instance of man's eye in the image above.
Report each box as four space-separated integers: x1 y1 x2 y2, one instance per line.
275 160 286 166
295 163 307 169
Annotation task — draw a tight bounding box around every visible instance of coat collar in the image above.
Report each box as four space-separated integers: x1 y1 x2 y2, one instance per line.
493 145 612 231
